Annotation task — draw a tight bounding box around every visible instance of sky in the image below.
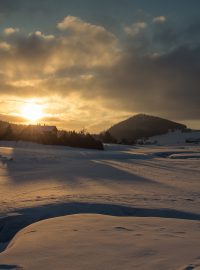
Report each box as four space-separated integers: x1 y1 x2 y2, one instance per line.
0 0 200 132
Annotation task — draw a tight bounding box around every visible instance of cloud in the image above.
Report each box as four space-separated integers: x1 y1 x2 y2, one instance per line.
0 16 118 81
124 22 147 36
4 28 20 35
0 114 25 123
0 42 11 51
32 31 55 40
153 16 167 24
57 15 116 41
57 15 96 32
95 44 200 121
0 15 200 130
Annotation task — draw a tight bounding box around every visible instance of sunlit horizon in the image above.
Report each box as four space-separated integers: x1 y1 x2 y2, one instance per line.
0 1 199 131
21 100 44 123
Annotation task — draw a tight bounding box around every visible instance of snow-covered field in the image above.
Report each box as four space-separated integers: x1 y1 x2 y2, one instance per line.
146 129 200 145
0 141 199 269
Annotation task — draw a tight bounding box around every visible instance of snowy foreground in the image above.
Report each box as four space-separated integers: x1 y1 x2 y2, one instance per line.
0 141 199 269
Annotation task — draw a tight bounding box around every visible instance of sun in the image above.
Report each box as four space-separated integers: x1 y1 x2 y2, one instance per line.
21 101 43 122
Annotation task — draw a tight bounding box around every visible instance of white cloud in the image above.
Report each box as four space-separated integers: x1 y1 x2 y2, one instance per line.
4 27 19 35
124 22 147 36
57 15 115 39
34 31 55 40
57 16 85 31
153 16 166 24
0 41 11 51
57 16 101 33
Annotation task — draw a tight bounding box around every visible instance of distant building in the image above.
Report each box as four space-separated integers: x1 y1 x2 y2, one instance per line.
30 125 58 137
38 125 57 134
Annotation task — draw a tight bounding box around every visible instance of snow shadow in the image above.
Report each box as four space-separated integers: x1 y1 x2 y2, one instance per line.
4 146 159 188
0 202 200 247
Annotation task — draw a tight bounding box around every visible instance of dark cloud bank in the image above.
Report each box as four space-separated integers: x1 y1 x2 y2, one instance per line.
97 45 200 121
95 19 200 121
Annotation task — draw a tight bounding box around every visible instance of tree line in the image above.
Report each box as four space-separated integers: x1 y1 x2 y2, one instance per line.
0 121 104 150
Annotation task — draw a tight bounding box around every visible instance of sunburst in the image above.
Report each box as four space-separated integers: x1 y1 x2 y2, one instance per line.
21 101 44 122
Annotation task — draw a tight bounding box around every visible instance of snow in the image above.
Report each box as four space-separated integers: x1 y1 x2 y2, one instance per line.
1 215 200 270
0 141 199 269
144 129 200 145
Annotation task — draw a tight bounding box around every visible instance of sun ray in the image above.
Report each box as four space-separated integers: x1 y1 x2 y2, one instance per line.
21 101 43 122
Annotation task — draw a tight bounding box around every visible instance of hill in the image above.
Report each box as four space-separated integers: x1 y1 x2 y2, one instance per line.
108 114 187 143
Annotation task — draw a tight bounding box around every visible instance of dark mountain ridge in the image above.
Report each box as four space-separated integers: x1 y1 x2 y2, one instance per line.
108 114 187 143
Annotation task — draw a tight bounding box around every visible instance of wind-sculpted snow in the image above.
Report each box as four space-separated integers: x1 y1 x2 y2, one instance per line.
0 202 200 247
0 214 200 270
0 142 199 214
0 142 199 269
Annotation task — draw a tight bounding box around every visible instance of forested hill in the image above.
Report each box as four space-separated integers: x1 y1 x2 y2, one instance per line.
108 114 187 143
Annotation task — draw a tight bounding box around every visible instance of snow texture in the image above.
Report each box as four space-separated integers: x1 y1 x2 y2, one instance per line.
0 141 199 269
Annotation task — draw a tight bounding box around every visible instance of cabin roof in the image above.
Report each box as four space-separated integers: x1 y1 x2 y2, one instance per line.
29 125 57 132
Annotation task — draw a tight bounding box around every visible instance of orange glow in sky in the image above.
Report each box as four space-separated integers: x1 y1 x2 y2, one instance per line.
21 101 44 122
